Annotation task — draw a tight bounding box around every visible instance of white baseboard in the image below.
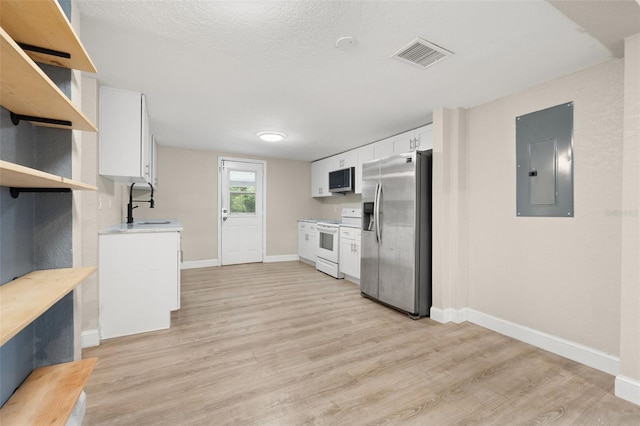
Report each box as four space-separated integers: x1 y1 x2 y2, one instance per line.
343 275 360 286
263 254 299 263
81 329 100 348
181 256 299 268
299 257 315 267
465 308 619 376
430 307 619 376
615 375 640 406
181 259 219 269
430 307 468 324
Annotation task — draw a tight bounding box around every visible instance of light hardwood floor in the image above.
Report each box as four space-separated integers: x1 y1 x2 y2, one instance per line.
83 262 640 425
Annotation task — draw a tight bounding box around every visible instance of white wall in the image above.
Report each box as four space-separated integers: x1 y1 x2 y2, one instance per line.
431 56 632 381
132 146 322 262
466 58 624 356
617 32 640 404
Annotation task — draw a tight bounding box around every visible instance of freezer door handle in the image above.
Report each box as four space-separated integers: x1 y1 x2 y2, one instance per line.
374 183 382 243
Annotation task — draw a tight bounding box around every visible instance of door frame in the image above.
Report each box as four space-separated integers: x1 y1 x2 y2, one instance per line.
217 156 267 266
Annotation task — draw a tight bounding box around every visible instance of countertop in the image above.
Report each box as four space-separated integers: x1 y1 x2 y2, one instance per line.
298 218 360 228
298 218 341 224
99 219 183 235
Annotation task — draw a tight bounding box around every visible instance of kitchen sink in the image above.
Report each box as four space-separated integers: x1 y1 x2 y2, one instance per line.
138 221 171 225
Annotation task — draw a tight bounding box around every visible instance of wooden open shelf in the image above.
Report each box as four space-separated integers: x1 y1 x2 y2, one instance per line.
0 357 97 425
0 267 97 346
0 160 97 192
0 27 97 132
0 0 97 73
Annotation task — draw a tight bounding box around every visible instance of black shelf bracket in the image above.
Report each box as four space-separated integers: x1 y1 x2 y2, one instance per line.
17 42 71 59
9 187 71 199
10 112 72 127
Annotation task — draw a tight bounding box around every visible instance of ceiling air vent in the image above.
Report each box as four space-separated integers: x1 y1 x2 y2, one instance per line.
391 38 453 69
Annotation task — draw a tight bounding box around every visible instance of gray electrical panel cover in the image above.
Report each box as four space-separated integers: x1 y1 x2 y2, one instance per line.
516 102 574 217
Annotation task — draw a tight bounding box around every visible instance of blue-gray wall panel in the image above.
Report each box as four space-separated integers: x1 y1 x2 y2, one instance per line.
0 107 36 166
0 325 34 406
59 0 71 20
34 127 71 178
37 64 71 99
0 188 35 284
34 193 72 270
0 106 36 406
34 293 74 367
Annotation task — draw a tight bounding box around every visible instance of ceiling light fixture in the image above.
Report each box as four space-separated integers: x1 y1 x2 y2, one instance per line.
335 36 357 51
257 131 286 142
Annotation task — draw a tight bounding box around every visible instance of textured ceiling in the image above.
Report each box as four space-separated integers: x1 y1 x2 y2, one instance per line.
76 1 635 162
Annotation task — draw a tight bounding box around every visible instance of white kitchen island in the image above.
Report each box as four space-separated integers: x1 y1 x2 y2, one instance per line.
98 220 182 339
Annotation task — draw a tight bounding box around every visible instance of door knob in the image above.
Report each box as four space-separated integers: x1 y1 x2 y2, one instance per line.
222 208 229 222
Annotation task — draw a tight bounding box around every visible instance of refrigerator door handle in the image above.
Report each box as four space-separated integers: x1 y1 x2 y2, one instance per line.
375 183 382 243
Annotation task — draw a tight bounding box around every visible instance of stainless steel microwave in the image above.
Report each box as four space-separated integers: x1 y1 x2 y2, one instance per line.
329 167 355 193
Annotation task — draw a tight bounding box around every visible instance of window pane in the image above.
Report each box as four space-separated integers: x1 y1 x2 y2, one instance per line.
228 169 257 214
229 170 256 193
230 193 256 213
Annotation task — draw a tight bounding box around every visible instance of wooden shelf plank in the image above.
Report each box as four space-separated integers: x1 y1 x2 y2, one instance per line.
0 358 97 425
0 0 97 73
0 27 97 132
0 160 97 191
0 267 97 346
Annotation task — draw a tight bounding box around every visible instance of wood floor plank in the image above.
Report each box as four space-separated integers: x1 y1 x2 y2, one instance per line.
83 262 640 425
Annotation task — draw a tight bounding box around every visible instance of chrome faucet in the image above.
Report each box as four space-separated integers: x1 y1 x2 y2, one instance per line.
127 182 155 224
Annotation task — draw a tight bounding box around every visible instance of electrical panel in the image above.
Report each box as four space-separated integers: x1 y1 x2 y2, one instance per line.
516 102 574 217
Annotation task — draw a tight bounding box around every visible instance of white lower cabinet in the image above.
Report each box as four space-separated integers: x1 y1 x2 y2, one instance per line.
298 221 318 263
99 230 181 339
339 226 361 281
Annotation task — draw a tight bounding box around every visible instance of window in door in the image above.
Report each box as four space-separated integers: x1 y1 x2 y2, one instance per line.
229 170 256 214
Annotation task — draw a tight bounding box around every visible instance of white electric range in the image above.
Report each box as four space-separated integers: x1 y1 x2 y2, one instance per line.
316 208 361 278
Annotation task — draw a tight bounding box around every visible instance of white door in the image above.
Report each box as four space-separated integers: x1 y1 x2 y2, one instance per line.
220 160 264 265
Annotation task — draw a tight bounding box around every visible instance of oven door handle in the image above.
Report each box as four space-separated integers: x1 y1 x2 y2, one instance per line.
318 225 335 233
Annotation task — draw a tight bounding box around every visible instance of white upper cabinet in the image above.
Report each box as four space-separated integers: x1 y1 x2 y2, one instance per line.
312 151 358 197
355 145 374 194
372 125 433 158
150 135 158 188
99 86 153 184
310 123 432 197
373 136 394 159
327 151 356 172
391 129 417 154
311 158 332 197
414 124 433 151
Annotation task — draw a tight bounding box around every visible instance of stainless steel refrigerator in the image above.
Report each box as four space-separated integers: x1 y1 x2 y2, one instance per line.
360 150 432 318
